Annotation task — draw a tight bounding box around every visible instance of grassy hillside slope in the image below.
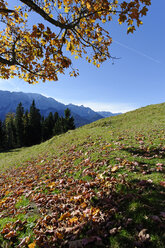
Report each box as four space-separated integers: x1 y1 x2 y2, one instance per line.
0 103 164 248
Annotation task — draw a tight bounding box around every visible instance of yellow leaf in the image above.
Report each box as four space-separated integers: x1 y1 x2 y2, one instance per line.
10 65 16 70
97 173 104 179
118 19 122 25
0 199 7 206
64 6 69 13
58 212 71 221
106 144 112 147
98 37 102 42
68 216 78 224
28 241 36 248
86 3 91 9
5 190 10 195
111 166 118 172
137 20 143 27
80 202 87 209
48 182 56 188
24 13 28 19
46 225 53 230
105 181 112 187
91 207 100 216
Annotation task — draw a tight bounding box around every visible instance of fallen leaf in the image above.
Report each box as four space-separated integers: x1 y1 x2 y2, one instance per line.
138 229 150 242
111 166 118 172
58 212 71 221
68 216 78 224
56 232 63 239
28 241 36 248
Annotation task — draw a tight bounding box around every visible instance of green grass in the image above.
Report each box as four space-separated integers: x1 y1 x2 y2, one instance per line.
0 102 164 247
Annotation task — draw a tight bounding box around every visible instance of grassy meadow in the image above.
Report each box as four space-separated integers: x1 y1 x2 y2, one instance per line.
0 103 164 247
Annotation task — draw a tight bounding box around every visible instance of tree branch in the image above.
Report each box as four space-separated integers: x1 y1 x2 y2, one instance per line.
69 8 124 27
0 8 16 14
19 0 67 29
0 56 15 65
19 1 123 30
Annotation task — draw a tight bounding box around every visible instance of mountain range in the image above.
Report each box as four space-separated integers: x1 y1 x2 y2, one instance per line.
0 90 120 127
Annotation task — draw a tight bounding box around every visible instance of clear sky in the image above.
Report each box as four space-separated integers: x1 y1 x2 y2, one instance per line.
0 0 165 113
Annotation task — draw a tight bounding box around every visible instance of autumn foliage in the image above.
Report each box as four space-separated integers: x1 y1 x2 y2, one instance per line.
0 0 151 83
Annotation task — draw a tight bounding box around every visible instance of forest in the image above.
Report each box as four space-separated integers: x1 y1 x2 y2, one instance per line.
0 100 75 151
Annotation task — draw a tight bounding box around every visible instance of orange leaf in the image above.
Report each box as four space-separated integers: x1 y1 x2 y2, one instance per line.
56 232 63 239
80 202 87 209
4 231 17 239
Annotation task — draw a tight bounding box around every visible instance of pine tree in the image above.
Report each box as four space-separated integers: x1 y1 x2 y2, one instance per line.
29 100 41 145
23 110 30 146
15 102 24 147
0 120 4 150
44 112 54 140
53 117 63 135
68 116 75 130
41 116 46 141
64 108 75 132
54 112 59 123
5 113 16 149
0 120 7 150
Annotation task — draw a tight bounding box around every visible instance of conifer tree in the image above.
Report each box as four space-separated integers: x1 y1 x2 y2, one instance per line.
54 112 59 123
5 113 16 149
64 108 75 132
44 112 54 139
29 100 41 145
23 110 30 146
15 102 24 147
53 117 63 135
0 120 7 150
0 120 4 150
41 116 46 141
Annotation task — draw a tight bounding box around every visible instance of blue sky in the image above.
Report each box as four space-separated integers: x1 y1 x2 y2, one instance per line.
0 0 165 113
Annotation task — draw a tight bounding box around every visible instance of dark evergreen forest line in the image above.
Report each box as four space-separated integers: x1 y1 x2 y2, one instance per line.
0 100 75 151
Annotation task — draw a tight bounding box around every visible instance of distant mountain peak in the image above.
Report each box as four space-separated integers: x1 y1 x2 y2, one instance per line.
97 111 121 118
0 90 121 127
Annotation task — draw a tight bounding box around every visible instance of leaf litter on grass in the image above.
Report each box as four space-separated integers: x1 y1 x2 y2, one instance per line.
0 103 165 247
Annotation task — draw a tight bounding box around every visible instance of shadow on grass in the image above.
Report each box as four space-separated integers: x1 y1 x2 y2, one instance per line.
86 180 165 248
122 147 165 159
61 180 165 248
0 148 22 154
